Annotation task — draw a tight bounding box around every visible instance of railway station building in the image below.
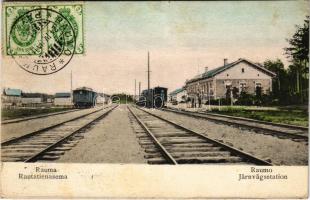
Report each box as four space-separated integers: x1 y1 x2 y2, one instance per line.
185 58 276 101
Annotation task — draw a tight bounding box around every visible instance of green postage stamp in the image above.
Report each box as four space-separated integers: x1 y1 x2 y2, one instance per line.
3 3 84 75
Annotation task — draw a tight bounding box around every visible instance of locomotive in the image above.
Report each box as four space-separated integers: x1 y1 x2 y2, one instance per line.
138 86 168 108
73 87 97 108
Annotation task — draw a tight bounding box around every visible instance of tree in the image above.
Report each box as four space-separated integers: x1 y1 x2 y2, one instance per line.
232 87 239 99
225 86 231 99
284 16 309 66
284 16 309 103
263 59 288 97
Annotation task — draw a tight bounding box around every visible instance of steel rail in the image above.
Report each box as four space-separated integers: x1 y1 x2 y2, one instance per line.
162 108 308 140
24 105 118 162
135 106 272 166
1 109 80 125
128 106 178 165
1 105 114 146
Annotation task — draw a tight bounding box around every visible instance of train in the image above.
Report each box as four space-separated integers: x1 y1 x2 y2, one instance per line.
138 86 168 108
73 87 97 108
72 86 167 109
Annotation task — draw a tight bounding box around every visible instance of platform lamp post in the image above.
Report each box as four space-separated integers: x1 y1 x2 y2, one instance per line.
230 88 233 106
102 88 105 110
134 79 136 103
147 51 152 108
70 70 73 107
208 83 211 111
197 82 200 110
138 82 141 98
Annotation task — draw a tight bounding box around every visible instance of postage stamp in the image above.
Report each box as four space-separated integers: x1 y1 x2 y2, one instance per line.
1 1 309 199
4 4 84 75
47 5 84 54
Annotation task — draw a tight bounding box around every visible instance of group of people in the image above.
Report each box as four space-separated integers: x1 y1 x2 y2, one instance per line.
187 93 202 108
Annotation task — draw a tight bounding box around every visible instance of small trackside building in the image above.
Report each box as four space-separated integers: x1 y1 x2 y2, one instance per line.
1 88 22 106
21 93 44 105
169 88 187 102
185 58 276 100
96 93 111 105
54 92 72 106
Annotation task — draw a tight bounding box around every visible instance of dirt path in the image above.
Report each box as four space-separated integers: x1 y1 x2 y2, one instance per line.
56 104 146 163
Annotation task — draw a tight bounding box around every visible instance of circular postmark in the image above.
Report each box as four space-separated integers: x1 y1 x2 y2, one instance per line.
8 8 76 75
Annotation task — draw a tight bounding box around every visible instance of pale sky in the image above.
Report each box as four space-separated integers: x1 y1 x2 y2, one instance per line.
2 1 309 94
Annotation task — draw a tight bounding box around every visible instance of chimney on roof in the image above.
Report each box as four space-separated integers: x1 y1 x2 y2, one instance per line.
205 66 208 73
224 58 228 66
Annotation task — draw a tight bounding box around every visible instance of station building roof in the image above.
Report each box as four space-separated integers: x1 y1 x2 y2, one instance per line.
186 58 276 84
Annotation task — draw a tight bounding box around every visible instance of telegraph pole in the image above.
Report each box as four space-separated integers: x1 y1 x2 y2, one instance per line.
147 52 150 91
138 82 141 97
147 51 151 107
134 79 136 102
70 70 73 104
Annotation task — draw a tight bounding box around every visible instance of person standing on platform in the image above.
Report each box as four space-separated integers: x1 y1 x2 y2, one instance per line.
198 93 202 108
191 97 194 108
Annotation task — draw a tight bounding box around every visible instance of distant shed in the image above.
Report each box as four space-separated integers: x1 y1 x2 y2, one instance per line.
21 93 43 104
169 88 187 102
54 92 72 106
2 88 22 106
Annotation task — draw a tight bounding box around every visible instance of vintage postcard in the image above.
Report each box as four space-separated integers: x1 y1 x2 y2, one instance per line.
1 1 309 198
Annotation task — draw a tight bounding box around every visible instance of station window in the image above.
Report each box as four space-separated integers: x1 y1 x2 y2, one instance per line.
227 74 229 77
242 68 245 73
239 82 246 92
257 74 260 76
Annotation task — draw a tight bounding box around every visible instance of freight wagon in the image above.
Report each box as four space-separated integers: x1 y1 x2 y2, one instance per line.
137 86 168 108
73 87 97 108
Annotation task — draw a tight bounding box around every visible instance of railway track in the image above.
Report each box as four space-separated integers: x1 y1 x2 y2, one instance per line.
128 105 272 165
1 105 115 144
1 108 80 125
1 105 118 162
163 107 308 141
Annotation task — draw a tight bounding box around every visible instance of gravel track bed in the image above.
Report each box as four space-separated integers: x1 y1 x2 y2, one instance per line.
145 108 308 165
56 105 146 163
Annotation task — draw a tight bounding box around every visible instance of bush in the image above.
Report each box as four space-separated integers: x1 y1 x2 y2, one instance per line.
205 90 308 107
211 106 246 113
206 98 231 106
235 92 255 106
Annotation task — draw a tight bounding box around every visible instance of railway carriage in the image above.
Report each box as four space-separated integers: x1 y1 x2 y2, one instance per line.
73 87 97 108
137 86 168 108
153 87 168 108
